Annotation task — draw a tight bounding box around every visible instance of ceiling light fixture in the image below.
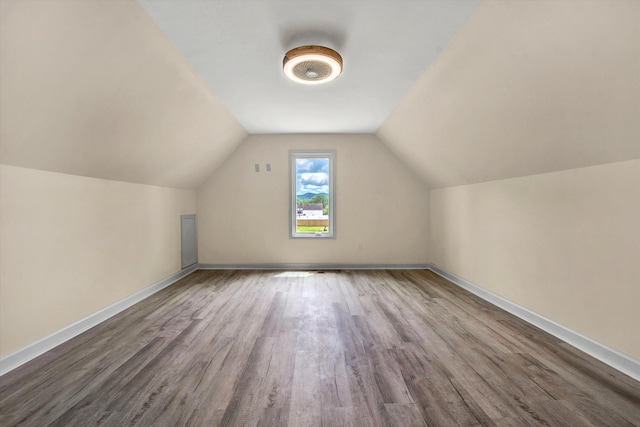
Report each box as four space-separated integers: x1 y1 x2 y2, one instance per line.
283 45 343 85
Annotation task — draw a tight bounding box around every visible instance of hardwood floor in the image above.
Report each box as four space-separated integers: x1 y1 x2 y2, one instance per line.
1 269 639 426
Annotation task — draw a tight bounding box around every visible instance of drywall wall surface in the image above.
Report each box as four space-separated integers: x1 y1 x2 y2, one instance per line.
0 165 196 356
429 160 640 359
197 134 429 265
378 0 640 188
0 0 246 189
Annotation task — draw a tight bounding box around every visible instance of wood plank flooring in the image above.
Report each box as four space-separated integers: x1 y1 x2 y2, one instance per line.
1 269 639 426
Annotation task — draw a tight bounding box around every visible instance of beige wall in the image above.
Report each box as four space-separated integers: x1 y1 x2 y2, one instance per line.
0 0 247 189
197 134 429 265
378 0 640 188
430 160 640 359
377 0 640 363
0 165 196 356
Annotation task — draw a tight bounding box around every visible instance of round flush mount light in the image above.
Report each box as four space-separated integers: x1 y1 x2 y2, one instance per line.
283 45 343 85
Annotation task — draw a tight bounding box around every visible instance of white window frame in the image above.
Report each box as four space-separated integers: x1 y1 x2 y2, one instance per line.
290 150 336 239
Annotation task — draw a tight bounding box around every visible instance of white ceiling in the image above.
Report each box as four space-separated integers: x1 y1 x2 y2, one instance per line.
138 0 481 134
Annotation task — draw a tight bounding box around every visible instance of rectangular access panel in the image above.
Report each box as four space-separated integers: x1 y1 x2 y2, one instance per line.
181 214 197 269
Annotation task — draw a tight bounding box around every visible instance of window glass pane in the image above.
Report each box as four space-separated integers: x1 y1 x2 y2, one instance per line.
290 151 335 238
296 157 329 234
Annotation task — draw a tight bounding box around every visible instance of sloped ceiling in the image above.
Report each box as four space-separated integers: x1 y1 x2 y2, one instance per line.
378 0 640 188
137 0 481 134
1 0 638 190
0 0 247 189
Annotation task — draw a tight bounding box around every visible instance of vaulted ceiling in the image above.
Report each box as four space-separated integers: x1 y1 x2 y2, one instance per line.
1 0 638 190
137 0 481 134
0 0 246 189
378 0 640 187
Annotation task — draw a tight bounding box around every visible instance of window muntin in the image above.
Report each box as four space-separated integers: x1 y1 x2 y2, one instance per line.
290 150 335 238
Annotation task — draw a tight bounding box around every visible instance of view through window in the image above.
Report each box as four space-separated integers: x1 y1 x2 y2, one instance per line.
290 150 335 238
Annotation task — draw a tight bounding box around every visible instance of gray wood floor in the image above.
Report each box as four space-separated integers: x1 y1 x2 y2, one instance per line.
1 269 639 426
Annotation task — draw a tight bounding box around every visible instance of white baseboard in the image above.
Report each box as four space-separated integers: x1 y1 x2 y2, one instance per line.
197 262 432 270
427 263 640 382
0 265 197 377
4 263 638 383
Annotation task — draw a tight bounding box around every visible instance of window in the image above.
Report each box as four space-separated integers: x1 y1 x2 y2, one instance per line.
290 150 335 238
